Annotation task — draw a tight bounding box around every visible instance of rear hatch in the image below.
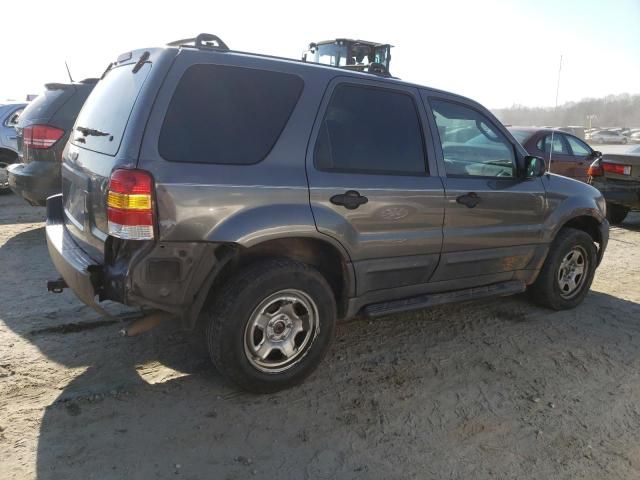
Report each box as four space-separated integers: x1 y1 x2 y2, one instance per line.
61 50 158 259
16 84 76 162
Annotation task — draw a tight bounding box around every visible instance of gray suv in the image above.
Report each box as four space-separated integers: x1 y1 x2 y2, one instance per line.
46 34 609 393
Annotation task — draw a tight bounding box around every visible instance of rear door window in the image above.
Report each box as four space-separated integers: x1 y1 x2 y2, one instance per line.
158 64 304 165
314 84 426 175
537 134 570 155
71 62 151 156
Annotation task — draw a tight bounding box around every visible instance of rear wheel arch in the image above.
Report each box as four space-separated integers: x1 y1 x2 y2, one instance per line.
0 148 18 162
209 236 354 319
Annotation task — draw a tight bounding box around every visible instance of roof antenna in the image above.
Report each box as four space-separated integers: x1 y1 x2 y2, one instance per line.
65 61 74 83
548 55 563 173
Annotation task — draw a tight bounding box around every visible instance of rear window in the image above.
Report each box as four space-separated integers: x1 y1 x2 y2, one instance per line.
71 62 151 156
17 88 70 124
158 64 304 165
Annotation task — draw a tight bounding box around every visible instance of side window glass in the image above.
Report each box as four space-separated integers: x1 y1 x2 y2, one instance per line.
314 84 426 175
5 108 23 127
430 99 515 178
539 134 570 155
159 64 303 164
565 135 591 156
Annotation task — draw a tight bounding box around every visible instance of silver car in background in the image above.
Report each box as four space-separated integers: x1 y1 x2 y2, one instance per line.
590 130 629 144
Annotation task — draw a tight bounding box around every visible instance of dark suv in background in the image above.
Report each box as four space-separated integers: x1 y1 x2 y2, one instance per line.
46 34 609 393
8 79 97 205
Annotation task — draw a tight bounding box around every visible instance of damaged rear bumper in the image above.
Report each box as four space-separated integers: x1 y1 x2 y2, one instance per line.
45 194 234 328
45 194 103 309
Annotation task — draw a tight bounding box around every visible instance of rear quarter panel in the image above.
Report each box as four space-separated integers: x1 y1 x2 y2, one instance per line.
138 50 337 249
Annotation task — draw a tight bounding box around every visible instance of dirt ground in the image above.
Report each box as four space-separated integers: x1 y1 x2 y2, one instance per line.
1 192 640 480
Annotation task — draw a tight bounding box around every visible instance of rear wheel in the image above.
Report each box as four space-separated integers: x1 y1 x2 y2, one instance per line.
529 228 597 310
606 203 629 225
204 258 336 393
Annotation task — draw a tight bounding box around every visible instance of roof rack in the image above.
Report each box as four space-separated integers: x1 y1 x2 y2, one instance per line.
167 33 229 52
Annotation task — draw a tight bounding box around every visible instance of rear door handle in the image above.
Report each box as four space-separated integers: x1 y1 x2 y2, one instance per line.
456 192 481 208
330 190 368 210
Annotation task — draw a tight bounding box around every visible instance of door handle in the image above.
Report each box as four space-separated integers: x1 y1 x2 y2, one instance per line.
330 190 368 210
456 192 481 208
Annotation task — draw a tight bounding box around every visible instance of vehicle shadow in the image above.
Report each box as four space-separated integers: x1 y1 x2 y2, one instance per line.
2 227 640 479
618 211 640 231
0 193 45 225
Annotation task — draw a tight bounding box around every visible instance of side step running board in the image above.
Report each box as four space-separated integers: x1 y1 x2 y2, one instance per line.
363 280 526 318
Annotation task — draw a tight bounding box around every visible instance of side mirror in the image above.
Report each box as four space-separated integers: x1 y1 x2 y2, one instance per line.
523 155 546 178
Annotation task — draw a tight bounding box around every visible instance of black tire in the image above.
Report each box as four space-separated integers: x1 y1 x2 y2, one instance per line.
204 258 336 393
529 228 597 310
606 203 629 225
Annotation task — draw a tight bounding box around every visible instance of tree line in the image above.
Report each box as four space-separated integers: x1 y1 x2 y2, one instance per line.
492 93 640 128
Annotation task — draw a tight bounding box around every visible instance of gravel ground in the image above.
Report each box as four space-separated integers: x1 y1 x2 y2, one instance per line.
1 192 640 480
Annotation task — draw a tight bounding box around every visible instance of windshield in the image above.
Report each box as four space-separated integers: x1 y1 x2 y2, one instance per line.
313 44 349 66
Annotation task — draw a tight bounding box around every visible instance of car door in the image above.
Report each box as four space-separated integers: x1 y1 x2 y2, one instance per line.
564 134 595 182
306 78 445 298
423 94 546 284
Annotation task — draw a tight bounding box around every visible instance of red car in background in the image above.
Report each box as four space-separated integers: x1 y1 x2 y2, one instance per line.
508 127 601 183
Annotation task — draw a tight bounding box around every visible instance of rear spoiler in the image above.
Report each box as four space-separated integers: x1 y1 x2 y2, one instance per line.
44 83 72 90
44 78 97 91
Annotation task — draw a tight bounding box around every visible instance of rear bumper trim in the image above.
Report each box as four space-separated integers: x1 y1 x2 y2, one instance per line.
8 161 61 206
45 194 103 309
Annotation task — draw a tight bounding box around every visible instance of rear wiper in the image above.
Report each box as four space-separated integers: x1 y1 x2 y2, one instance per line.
76 126 110 137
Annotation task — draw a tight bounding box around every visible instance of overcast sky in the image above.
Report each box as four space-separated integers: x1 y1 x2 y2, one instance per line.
2 0 639 108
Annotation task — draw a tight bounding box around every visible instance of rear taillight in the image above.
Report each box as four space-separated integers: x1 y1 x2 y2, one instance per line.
23 124 65 149
602 162 632 176
107 169 154 240
587 160 604 177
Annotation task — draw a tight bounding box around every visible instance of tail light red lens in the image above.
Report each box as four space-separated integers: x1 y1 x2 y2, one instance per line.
23 124 65 149
107 169 154 240
602 162 632 176
587 161 604 177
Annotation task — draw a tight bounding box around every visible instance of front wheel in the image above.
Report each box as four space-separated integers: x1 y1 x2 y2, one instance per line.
529 228 597 310
205 258 336 393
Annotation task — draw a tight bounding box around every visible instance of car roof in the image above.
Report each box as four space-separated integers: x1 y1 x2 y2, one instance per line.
165 43 484 109
508 126 562 135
